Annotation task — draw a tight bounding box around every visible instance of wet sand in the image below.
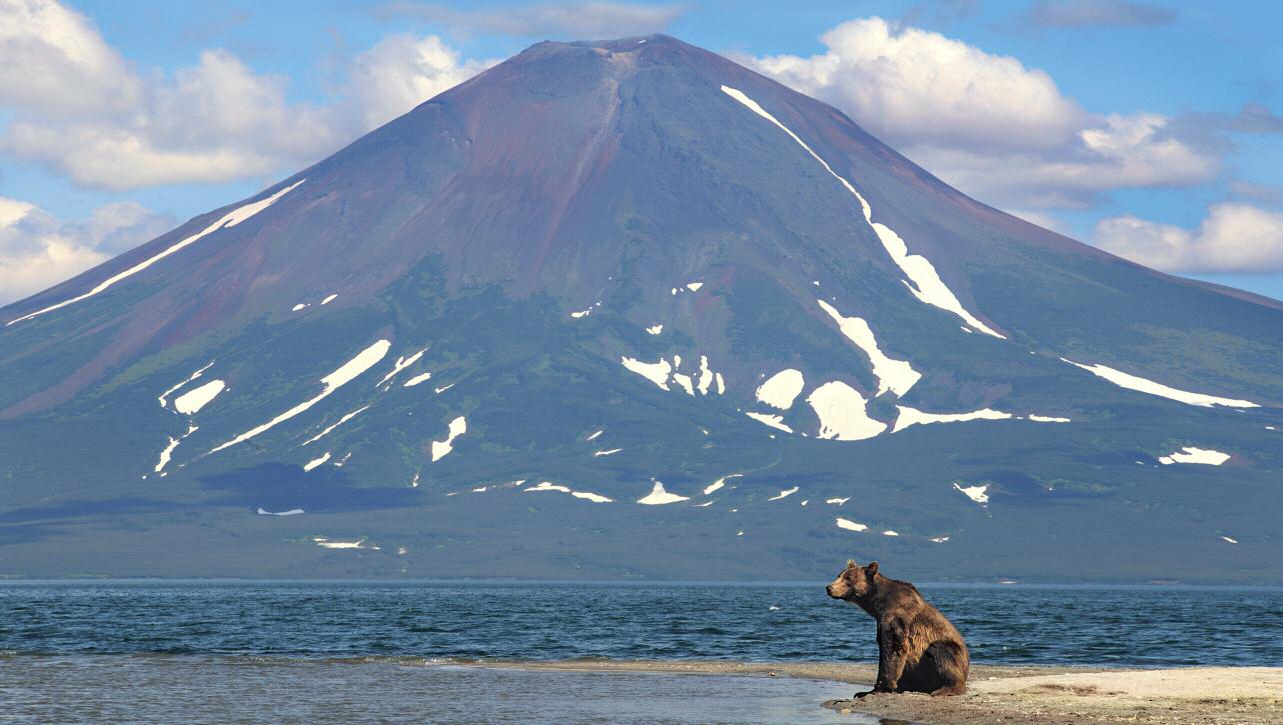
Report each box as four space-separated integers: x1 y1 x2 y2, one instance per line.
485 661 1283 724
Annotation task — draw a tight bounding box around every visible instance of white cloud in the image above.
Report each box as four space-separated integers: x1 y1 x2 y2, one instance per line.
0 0 140 116
0 196 174 304
1095 203 1283 274
0 1 493 190
376 2 685 38
346 33 497 131
740 17 1219 210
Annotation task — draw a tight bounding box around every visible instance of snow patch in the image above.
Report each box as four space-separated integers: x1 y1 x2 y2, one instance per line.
808 381 886 440
1063 359 1258 408
646 324 663 335
826 498 849 505
434 383 455 394
257 508 303 516
882 530 899 537
586 429 604 442
314 537 367 549
292 303 308 312
403 372 432 387
1028 414 1071 423
1221 536 1238 544
524 481 613 503
817 300 920 396
745 411 792 433
686 282 704 291
303 452 331 472
158 361 214 408
570 307 593 318
321 293 338 305
715 372 726 395
953 483 989 504
173 379 225 415
720 86 1003 338
704 474 741 495
768 486 799 501
621 356 672 390
593 448 622 457
638 480 689 505
1157 447 1231 466
697 355 714 395
672 372 695 396
303 405 371 446
756 369 805 410
895 406 1011 432
154 437 180 473
377 348 428 386
930 536 950 543
836 517 868 532
8 180 305 326
210 339 390 453
431 416 467 462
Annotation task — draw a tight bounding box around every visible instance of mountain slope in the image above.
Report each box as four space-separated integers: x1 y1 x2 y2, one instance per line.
1 35 1280 582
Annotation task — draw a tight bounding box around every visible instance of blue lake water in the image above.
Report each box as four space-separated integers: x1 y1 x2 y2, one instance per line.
2 581 1281 723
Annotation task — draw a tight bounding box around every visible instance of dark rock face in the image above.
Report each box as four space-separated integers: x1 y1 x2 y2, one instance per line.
0 35 1280 581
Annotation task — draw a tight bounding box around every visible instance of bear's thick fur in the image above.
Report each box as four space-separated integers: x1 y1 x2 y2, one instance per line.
826 559 969 696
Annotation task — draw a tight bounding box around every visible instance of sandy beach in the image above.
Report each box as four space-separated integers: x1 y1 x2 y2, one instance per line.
484 660 1283 724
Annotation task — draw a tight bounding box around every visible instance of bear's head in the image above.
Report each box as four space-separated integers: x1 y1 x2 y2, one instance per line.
826 559 879 601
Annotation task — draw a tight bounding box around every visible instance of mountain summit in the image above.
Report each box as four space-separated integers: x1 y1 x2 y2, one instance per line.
2 35 1280 582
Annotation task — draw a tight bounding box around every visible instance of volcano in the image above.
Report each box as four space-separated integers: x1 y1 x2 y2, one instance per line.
2 35 1280 582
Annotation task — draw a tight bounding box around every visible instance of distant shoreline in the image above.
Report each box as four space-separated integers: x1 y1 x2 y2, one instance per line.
473 660 1283 724
3 577 1283 590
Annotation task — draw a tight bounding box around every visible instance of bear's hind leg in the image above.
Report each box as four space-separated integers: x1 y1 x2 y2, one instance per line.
924 641 968 696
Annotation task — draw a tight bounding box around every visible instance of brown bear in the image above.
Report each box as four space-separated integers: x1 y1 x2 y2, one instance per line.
826 559 969 697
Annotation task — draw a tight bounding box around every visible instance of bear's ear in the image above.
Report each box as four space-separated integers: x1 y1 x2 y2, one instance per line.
866 561 879 576
846 559 857 569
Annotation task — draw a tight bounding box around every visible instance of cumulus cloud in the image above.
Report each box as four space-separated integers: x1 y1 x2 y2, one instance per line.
375 2 685 38
1026 0 1176 28
1095 203 1283 274
0 197 174 304
346 33 497 130
739 17 1218 210
0 0 495 191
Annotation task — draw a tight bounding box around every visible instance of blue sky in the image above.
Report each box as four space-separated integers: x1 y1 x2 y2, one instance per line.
2 0 1282 303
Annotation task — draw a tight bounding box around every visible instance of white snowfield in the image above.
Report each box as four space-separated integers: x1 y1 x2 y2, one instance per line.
953 482 990 504
756 369 805 410
704 474 741 495
257 508 303 516
292 303 308 312
403 372 432 387
1158 447 1231 466
302 404 370 446
621 356 672 390
826 497 849 505
377 348 428 386
745 411 792 433
817 300 921 396
894 406 1011 432
720 86 1003 339
154 436 180 473
1028 414 1071 423
835 517 868 532
768 486 799 501
158 362 214 407
621 354 724 397
173 379 225 415
303 452 331 472
313 537 368 549
637 480 689 505
524 481 613 503
210 338 390 454
807 381 886 440
431 416 468 462
1062 359 1259 408
320 293 338 305
686 282 704 291
8 179 305 326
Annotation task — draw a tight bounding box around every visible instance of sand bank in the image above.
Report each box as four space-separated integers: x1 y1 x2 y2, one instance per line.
483 661 1283 724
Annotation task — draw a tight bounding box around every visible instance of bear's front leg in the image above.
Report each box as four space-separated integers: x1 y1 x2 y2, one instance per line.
874 620 909 693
